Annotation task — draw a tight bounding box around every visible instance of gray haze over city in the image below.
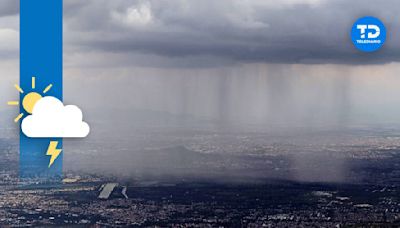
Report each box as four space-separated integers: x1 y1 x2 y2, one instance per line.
1 0 400 183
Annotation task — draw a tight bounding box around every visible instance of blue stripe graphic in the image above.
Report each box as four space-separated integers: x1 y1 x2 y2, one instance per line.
20 0 63 179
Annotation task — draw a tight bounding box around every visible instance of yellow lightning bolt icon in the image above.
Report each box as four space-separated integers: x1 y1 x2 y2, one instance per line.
46 141 62 168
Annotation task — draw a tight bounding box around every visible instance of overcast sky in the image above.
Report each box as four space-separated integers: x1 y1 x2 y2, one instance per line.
1 0 400 177
0 0 400 67
1 0 400 129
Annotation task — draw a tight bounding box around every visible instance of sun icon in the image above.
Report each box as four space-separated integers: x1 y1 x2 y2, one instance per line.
7 76 53 122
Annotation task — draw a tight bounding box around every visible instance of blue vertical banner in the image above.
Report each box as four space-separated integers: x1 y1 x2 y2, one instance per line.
20 0 63 179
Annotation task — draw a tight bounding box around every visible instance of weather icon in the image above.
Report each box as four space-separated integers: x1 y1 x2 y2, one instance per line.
7 76 90 167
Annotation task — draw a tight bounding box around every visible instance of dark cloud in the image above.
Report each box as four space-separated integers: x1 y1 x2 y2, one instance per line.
63 0 400 65
2 0 400 65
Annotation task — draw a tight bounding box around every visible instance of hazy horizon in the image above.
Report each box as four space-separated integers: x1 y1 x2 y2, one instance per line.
1 0 400 183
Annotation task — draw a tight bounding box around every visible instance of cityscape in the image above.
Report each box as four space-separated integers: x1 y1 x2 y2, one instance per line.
0 125 400 226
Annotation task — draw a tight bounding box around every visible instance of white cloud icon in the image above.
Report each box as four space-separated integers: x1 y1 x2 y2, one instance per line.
21 96 90 138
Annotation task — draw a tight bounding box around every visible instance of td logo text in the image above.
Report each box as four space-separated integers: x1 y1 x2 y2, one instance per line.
356 24 380 39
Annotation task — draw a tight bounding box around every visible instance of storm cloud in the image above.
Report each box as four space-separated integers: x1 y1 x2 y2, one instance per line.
1 0 400 183
1 0 400 66
62 0 400 66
